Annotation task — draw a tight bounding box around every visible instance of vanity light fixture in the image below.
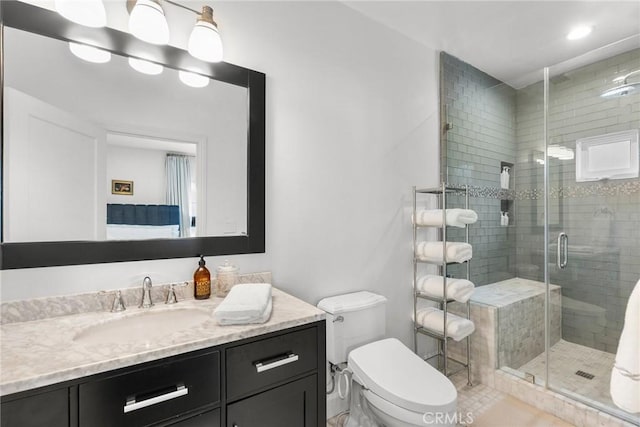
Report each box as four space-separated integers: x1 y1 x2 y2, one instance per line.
128 57 164 75
566 25 593 41
179 70 210 88
188 6 224 63
55 0 106 28
68 42 112 64
57 0 224 63
127 0 170 45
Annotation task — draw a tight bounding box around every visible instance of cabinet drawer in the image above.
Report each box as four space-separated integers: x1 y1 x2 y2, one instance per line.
226 327 318 400
1 388 68 427
80 350 220 427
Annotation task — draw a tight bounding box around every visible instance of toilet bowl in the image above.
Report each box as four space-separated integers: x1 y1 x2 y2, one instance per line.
348 338 457 427
317 291 458 427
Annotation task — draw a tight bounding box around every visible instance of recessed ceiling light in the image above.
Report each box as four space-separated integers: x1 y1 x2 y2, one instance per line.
567 25 592 41
68 42 111 63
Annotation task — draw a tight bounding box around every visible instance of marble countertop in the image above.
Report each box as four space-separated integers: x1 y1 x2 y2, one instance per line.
0 288 325 396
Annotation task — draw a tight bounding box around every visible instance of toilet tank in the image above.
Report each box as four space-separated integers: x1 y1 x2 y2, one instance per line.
317 291 387 365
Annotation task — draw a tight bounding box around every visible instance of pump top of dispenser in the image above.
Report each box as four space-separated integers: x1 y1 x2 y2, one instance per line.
199 255 206 266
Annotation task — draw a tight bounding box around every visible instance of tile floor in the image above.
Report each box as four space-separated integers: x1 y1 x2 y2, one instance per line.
452 370 573 426
518 339 616 408
327 369 573 426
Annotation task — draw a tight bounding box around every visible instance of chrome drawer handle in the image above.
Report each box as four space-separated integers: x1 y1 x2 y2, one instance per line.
123 384 188 413
255 353 299 373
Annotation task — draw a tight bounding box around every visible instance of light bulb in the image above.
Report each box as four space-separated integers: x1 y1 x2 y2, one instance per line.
179 71 209 88
55 0 106 28
128 57 163 75
188 7 223 63
69 42 111 64
129 0 170 45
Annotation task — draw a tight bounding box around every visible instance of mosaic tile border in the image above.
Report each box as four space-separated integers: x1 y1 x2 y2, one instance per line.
448 180 640 200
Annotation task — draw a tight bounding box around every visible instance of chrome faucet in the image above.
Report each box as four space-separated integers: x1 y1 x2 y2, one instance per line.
165 283 178 305
111 290 126 312
139 276 154 308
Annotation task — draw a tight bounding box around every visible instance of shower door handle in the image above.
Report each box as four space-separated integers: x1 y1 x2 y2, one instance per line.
557 232 568 269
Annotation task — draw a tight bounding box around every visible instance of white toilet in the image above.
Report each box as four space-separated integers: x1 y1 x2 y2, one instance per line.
318 291 458 427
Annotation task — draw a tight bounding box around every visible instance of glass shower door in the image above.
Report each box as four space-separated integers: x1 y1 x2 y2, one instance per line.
544 46 640 422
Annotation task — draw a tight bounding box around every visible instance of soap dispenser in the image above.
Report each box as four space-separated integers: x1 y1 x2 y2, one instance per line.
194 255 211 300
500 166 510 189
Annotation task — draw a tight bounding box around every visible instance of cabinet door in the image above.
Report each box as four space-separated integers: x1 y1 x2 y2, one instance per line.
226 375 317 427
1 388 68 427
167 408 220 427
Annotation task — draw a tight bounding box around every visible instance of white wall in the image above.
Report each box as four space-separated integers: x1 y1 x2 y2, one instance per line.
106 146 167 205
1 0 439 354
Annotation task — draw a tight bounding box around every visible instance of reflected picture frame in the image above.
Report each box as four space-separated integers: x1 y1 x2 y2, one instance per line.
112 180 134 195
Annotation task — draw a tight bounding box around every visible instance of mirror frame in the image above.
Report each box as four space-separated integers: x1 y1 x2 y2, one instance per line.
0 1 265 269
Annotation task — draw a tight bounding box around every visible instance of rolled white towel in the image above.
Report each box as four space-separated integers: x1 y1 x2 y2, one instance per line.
416 307 475 341
214 283 272 325
610 277 640 413
414 209 478 228
416 241 472 264
417 275 475 303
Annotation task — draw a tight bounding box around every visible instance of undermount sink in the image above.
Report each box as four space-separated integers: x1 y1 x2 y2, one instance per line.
74 308 212 346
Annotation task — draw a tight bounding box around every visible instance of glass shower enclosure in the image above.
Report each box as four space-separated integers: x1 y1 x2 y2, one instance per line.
440 38 639 424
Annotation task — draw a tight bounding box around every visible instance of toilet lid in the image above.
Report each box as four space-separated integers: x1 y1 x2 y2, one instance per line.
348 338 457 414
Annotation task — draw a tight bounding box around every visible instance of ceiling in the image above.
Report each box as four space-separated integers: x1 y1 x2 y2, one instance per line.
344 1 640 88
24 1 640 88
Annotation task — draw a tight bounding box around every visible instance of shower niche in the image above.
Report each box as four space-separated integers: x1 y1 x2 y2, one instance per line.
500 161 514 227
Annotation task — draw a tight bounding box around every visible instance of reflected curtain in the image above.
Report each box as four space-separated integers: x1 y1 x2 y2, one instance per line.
165 154 192 237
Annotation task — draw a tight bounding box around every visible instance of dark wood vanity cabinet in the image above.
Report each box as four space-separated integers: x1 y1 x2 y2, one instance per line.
0 388 69 427
226 375 317 427
0 321 325 427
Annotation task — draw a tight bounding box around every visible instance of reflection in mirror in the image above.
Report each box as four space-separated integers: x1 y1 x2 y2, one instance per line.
3 26 248 243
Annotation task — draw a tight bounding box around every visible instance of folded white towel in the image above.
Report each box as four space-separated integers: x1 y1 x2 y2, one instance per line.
417 275 475 303
414 209 478 228
217 297 273 326
416 241 472 264
415 307 475 341
610 277 640 413
214 283 272 325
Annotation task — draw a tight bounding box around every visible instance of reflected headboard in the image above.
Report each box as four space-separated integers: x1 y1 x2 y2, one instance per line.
106 204 180 226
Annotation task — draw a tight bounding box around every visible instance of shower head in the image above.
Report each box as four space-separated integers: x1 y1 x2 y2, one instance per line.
601 69 640 98
601 82 640 98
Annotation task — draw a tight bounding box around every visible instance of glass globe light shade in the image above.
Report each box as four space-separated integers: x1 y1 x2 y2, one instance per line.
128 57 163 75
188 20 224 63
55 0 106 28
69 42 111 64
179 70 209 88
129 0 170 45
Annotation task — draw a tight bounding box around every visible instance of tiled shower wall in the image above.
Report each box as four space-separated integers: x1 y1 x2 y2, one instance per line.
514 49 640 353
443 48 639 353
441 52 517 286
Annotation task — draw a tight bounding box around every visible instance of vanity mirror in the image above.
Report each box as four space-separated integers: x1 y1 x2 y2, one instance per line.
0 1 265 269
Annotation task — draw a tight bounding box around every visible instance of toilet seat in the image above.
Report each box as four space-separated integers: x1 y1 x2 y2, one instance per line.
348 338 457 414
